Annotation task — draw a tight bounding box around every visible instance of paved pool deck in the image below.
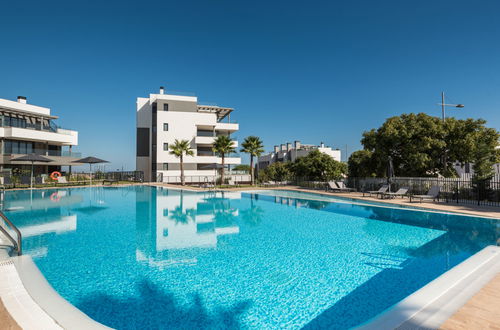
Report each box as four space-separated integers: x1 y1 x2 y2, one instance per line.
441 273 500 329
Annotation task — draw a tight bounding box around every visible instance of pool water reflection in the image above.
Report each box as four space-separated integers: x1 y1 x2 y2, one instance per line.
3 187 499 329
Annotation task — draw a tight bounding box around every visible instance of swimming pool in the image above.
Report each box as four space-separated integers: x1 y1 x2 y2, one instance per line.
4 186 500 329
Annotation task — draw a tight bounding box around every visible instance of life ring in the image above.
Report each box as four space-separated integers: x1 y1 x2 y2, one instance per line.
50 171 62 181
50 192 61 202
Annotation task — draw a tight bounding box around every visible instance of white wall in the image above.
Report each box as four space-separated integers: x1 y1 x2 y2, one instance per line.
0 98 51 116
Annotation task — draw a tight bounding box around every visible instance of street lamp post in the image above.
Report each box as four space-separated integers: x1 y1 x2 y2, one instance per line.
437 92 464 175
438 91 464 122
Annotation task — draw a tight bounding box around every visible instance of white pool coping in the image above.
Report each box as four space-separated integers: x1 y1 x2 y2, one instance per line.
357 245 500 329
0 254 111 330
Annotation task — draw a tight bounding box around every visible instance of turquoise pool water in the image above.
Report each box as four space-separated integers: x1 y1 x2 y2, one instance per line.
4 186 499 329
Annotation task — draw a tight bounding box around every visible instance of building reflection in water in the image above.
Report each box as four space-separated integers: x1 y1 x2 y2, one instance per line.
3 189 84 257
135 187 241 268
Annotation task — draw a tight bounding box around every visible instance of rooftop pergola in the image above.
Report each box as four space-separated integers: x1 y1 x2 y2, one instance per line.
0 106 59 120
197 105 234 122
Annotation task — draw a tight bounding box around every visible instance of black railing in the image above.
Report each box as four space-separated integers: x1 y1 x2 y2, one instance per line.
287 176 500 207
346 177 500 207
92 171 144 182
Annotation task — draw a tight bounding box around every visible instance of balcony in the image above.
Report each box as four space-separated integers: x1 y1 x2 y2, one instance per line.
195 136 215 145
194 136 238 148
0 127 78 145
214 122 238 132
3 151 83 166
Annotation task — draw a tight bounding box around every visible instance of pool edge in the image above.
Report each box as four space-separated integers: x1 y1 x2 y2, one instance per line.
8 255 112 330
356 245 500 329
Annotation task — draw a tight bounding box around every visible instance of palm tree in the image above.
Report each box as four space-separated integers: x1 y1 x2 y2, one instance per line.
212 135 235 185
169 139 194 186
240 136 264 185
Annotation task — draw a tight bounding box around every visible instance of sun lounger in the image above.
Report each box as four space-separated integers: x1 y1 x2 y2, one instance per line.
410 186 440 203
382 187 409 199
57 176 68 184
327 181 354 192
336 181 356 192
364 185 389 197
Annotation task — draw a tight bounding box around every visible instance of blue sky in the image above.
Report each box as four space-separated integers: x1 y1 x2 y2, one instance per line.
1 0 500 169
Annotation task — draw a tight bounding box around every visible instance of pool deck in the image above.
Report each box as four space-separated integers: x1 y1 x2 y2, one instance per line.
441 273 500 329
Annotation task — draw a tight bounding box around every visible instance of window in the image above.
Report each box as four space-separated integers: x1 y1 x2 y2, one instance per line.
162 163 168 170
163 123 168 131
163 103 169 111
2 140 35 155
163 209 168 217
163 228 169 237
163 143 168 151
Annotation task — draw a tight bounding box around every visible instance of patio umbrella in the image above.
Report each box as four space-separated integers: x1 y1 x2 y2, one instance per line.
11 154 53 189
387 156 394 193
200 164 226 185
72 156 109 186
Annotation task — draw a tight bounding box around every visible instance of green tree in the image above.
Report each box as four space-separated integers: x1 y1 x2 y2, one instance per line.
290 150 346 181
471 127 500 180
212 135 236 185
169 139 194 186
348 150 376 177
240 136 264 185
358 113 499 177
259 162 291 182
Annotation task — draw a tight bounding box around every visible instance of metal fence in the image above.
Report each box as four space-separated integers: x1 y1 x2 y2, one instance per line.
92 171 144 182
346 176 500 207
289 176 500 207
163 175 251 185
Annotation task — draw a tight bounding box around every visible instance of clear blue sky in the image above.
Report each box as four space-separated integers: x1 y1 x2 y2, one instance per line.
1 0 500 170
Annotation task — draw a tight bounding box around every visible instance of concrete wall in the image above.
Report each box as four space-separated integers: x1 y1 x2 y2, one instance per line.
0 98 51 116
136 97 152 181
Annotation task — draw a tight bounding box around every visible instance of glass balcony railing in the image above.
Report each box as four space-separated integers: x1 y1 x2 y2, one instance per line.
197 151 240 158
4 149 81 158
197 151 214 157
0 118 74 134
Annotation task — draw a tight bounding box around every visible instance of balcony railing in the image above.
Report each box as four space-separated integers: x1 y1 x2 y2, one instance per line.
5 149 81 158
197 151 215 157
196 151 240 158
1 121 74 135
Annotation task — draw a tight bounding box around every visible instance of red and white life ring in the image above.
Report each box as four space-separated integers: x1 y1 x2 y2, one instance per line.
50 171 62 181
50 192 61 202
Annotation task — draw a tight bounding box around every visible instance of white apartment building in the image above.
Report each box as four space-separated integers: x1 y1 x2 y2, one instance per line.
136 87 241 182
0 96 79 175
257 140 341 171
135 188 240 268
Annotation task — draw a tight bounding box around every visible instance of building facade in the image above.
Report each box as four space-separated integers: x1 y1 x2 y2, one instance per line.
0 96 79 175
136 87 241 182
257 141 341 171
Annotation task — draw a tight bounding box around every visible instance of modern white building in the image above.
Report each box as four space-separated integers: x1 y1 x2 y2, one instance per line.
136 87 242 182
0 96 79 175
257 140 341 171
